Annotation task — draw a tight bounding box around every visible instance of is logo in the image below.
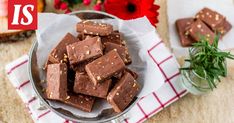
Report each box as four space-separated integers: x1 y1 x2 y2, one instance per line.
8 0 37 30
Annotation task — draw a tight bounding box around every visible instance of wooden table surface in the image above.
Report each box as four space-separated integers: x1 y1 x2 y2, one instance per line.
1 0 234 123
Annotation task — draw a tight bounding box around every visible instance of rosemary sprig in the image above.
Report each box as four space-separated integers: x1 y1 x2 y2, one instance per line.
180 34 234 90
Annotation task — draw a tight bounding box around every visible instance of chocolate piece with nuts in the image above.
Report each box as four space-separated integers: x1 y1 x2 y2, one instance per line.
101 31 126 46
66 36 103 65
85 50 125 85
195 7 232 36
195 8 225 31
48 33 79 64
175 18 197 47
76 20 113 36
187 19 215 44
107 72 140 113
104 42 131 64
74 73 112 98
46 63 67 101
63 93 95 112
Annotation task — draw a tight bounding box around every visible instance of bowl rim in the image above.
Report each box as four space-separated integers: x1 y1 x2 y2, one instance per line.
28 10 139 123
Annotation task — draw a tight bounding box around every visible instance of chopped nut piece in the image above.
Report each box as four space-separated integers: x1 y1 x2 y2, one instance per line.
65 96 70 100
197 24 201 28
97 76 101 80
86 50 90 55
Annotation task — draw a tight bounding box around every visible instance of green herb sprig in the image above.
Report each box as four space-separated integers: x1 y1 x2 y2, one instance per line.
180 35 234 90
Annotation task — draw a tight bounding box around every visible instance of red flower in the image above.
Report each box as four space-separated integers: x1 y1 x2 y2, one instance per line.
93 3 102 11
65 9 71 14
54 0 61 9
60 2 68 10
83 0 91 6
104 0 160 26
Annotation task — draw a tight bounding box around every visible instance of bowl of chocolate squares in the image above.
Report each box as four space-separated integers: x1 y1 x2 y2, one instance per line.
29 10 142 122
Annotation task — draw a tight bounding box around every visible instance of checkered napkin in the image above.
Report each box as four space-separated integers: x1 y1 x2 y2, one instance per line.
5 38 187 123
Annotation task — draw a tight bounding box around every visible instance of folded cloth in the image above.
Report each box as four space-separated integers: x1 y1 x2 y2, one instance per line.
5 38 187 123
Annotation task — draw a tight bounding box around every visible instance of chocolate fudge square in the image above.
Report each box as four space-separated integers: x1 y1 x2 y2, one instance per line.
101 31 126 46
46 63 67 101
74 73 112 98
77 20 113 36
48 33 79 64
104 42 131 64
64 93 95 112
66 36 103 65
188 19 215 44
195 8 225 31
175 18 197 47
85 50 125 85
107 72 140 113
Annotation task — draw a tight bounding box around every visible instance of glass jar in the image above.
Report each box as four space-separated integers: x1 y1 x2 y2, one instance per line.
180 48 226 95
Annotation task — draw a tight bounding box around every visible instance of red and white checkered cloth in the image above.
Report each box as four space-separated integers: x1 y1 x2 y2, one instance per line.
5 39 187 123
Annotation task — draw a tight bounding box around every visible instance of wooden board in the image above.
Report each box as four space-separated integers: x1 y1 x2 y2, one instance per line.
0 17 33 42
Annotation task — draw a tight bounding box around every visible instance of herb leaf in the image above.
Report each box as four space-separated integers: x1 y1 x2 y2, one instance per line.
180 34 234 90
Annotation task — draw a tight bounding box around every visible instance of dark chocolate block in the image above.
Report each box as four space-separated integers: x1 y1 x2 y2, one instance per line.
101 31 126 46
76 20 113 36
175 18 197 47
85 50 125 85
107 72 140 113
74 73 112 98
104 42 131 64
66 36 103 65
46 63 67 101
48 33 79 64
195 8 225 31
64 93 95 112
188 19 215 44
